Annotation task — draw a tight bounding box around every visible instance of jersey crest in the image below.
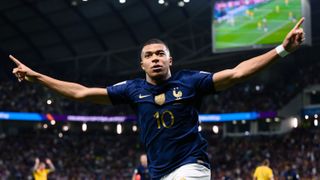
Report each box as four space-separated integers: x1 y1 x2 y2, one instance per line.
154 93 165 105
172 87 183 100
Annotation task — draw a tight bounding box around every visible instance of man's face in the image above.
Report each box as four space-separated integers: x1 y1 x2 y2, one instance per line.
39 162 46 170
141 43 172 80
140 154 148 167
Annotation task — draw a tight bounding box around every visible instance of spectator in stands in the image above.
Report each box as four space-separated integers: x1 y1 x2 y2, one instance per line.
253 159 274 180
132 154 150 180
32 158 55 180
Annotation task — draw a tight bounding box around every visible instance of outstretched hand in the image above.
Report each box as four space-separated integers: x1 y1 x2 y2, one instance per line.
282 17 305 53
35 158 40 164
45 158 52 164
10 55 37 82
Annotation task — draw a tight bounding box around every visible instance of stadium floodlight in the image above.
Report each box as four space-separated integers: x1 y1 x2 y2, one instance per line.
291 117 299 128
212 125 219 134
82 123 87 132
104 125 110 131
132 125 137 132
71 0 77 6
266 118 271 123
158 0 165 5
177 1 185 7
50 120 56 125
183 0 190 3
119 0 126 4
62 125 69 132
58 132 63 138
46 99 52 105
117 123 122 134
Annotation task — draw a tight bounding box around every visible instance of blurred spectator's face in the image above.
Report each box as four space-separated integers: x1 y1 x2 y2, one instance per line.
39 162 46 170
140 154 148 167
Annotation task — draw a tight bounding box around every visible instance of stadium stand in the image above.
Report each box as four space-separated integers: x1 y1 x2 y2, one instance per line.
0 127 318 179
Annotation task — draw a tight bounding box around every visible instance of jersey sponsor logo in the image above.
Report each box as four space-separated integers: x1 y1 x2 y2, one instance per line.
139 94 151 99
113 81 127 86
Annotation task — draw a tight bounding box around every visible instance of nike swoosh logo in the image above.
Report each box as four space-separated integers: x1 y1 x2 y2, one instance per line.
139 94 151 99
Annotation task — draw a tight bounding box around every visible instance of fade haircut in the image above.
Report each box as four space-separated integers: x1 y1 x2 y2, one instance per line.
141 38 170 57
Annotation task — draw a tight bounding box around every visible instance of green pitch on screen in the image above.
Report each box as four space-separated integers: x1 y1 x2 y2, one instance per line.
213 0 302 51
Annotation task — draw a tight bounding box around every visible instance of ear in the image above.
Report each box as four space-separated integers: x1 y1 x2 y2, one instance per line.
169 57 173 66
140 60 145 70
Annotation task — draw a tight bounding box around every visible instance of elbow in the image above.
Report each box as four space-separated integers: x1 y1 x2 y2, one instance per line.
232 66 253 83
231 69 245 84
73 89 88 101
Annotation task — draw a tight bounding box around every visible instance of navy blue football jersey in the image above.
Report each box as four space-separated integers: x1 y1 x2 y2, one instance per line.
107 70 215 179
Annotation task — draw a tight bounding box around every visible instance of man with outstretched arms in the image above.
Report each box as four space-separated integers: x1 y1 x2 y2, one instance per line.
10 18 305 179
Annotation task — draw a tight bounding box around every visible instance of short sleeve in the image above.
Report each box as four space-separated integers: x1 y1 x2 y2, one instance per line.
106 80 131 105
190 71 215 94
253 168 258 177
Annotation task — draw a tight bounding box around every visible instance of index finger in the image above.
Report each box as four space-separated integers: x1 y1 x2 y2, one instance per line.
294 17 304 29
9 55 22 66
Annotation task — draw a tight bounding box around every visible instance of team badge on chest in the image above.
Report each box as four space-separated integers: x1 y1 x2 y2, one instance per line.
154 93 166 105
173 87 183 100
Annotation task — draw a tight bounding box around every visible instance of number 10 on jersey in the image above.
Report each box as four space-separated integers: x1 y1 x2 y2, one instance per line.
153 110 175 129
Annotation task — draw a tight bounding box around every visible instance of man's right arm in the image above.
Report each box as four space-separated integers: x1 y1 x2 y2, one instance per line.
33 158 40 172
10 55 111 105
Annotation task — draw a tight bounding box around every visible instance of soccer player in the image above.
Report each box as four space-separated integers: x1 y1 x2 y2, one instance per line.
253 159 274 180
32 158 55 180
132 154 150 180
10 18 305 180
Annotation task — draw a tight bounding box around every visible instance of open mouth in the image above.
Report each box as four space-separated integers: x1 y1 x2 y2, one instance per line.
152 65 162 72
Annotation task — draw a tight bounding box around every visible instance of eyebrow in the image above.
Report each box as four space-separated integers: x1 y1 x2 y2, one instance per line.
143 50 166 55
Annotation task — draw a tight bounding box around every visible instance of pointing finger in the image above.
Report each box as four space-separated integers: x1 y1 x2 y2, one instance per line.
9 55 22 66
294 17 304 29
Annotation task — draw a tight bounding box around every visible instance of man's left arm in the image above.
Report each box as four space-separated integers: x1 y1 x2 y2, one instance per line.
213 18 305 91
45 158 55 172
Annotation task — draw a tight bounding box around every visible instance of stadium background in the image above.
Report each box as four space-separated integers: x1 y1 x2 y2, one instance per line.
0 0 319 179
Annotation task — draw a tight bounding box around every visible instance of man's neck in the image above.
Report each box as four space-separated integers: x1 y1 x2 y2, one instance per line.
146 72 171 85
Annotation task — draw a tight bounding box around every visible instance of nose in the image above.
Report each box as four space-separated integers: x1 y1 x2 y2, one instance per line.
151 57 159 63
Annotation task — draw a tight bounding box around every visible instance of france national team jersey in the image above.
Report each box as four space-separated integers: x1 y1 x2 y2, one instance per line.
107 70 215 179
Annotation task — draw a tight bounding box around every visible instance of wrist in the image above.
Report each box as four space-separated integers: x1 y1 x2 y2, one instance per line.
275 44 289 58
26 72 40 82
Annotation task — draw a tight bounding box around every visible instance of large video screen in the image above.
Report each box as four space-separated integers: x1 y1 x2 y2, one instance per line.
212 0 311 53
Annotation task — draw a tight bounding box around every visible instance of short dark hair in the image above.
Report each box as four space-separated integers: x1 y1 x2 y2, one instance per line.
262 159 270 166
141 38 170 53
143 38 167 47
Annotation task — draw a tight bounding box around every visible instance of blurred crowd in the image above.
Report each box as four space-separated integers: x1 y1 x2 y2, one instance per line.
0 127 318 179
207 127 320 179
0 129 143 180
